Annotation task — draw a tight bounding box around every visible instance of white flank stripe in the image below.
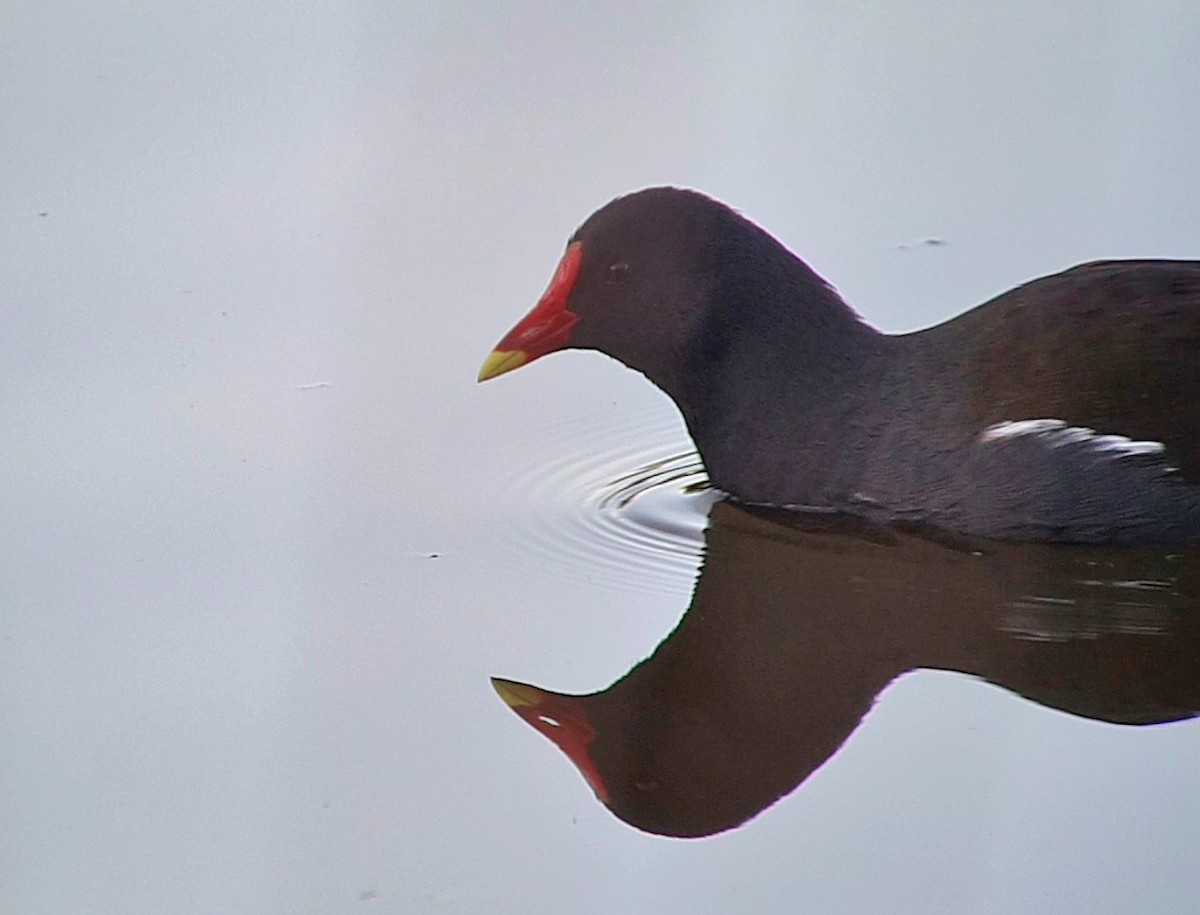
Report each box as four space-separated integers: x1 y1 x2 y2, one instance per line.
979 419 1166 458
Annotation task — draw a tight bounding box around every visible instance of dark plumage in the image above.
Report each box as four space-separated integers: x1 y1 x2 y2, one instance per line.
481 188 1200 543
493 502 1200 838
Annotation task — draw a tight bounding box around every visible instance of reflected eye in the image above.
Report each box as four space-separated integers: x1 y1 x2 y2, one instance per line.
607 261 630 282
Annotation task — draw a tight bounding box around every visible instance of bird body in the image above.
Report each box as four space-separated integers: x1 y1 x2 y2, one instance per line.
480 188 1200 543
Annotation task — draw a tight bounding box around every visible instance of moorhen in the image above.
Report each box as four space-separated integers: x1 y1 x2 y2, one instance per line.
491 501 1200 837
479 188 1200 544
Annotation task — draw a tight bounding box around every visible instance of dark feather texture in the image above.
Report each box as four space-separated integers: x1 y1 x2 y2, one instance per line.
552 188 1200 543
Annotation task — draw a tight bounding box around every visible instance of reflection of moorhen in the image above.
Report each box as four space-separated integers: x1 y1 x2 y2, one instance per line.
479 187 1200 543
494 502 1200 838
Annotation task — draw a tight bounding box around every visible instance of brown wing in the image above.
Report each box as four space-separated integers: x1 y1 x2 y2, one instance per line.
923 260 1200 481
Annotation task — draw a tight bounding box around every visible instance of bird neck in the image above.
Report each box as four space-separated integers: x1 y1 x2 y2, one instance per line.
673 260 892 506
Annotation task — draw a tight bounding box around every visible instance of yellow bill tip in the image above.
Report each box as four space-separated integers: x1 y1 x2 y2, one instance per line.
477 349 528 382
491 677 548 708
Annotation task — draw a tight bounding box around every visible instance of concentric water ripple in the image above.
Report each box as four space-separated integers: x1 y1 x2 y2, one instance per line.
489 405 719 594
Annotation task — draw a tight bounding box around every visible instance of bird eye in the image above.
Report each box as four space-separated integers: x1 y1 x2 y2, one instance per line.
607 261 629 283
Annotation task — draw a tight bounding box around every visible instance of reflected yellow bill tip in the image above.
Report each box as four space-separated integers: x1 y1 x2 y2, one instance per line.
477 349 528 382
491 677 547 708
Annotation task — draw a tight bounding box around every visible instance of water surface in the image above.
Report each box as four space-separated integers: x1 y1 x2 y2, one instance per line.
3 3 1198 913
